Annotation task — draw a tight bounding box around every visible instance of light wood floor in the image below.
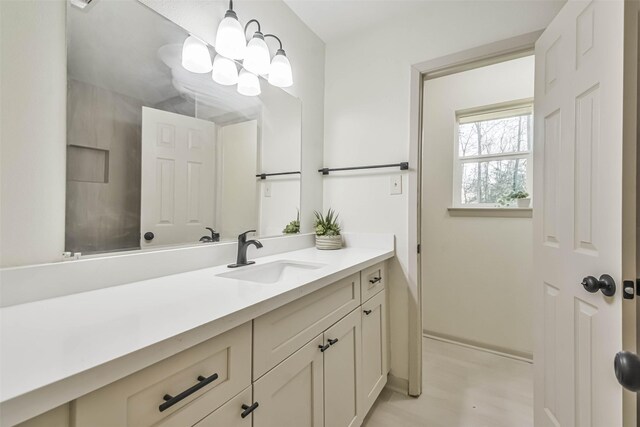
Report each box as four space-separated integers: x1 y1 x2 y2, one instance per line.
362 337 533 427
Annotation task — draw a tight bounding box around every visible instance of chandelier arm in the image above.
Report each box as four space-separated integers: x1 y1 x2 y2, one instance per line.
264 34 283 50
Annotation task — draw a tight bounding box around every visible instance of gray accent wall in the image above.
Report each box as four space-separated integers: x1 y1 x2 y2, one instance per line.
65 79 142 254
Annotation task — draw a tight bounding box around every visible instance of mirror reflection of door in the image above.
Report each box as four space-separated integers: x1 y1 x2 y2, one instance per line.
140 107 216 248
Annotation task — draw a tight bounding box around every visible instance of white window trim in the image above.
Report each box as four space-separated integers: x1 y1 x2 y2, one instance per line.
452 99 534 208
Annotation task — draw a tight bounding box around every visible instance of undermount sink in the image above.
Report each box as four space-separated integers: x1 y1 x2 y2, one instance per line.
216 260 327 284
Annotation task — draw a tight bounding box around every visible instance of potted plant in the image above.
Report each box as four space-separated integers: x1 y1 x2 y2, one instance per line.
314 208 342 250
282 210 300 234
509 191 531 208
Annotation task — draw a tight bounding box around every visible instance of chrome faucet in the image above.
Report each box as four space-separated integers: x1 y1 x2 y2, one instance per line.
228 230 263 268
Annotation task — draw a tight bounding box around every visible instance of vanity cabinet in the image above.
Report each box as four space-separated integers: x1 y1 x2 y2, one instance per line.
18 261 389 427
253 308 362 427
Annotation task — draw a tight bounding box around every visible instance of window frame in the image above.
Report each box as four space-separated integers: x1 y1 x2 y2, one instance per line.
452 99 534 208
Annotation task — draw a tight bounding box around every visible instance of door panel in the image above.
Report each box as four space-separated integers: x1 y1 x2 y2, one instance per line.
533 1 635 426
141 107 216 247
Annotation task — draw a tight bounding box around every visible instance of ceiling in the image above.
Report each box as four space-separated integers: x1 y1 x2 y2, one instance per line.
284 0 432 43
283 0 564 43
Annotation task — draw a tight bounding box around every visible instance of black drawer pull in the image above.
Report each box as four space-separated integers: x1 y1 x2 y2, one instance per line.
364 309 372 315
159 372 219 412
369 277 382 284
328 338 339 346
241 402 259 418
319 343 330 352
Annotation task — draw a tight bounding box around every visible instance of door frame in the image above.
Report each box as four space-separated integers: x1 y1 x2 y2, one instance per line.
407 31 542 396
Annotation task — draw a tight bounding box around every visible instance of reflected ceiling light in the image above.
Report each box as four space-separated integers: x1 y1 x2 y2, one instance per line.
237 69 261 96
265 34 293 88
211 55 239 85
181 35 213 73
243 20 271 76
215 0 246 60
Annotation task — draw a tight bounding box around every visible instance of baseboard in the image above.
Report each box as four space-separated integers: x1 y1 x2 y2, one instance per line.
423 331 533 363
384 373 409 395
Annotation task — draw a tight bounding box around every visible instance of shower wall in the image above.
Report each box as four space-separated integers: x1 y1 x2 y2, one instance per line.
65 79 142 253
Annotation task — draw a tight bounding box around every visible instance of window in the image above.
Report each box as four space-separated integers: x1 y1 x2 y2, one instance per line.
454 103 532 207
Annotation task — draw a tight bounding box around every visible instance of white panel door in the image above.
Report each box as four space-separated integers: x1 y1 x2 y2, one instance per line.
141 107 216 247
533 2 635 427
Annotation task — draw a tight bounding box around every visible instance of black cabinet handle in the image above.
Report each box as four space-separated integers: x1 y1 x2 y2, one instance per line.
363 309 372 315
369 277 382 284
319 343 330 352
241 402 259 418
328 338 339 346
159 373 219 412
144 232 154 241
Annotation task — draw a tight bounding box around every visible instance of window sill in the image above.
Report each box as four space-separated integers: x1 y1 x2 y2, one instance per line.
447 207 532 218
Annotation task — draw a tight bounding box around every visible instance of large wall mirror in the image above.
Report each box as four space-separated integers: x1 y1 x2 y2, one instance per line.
65 0 302 255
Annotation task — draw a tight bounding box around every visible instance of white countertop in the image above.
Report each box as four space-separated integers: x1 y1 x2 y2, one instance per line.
0 243 393 425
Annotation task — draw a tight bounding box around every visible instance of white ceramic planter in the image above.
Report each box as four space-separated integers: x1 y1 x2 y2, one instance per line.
315 235 342 250
517 198 531 208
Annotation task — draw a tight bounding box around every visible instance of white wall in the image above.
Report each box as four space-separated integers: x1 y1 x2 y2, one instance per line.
422 56 534 357
0 0 324 268
323 1 563 381
0 0 67 267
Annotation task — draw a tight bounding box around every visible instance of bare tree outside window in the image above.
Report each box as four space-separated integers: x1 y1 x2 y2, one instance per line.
456 106 532 206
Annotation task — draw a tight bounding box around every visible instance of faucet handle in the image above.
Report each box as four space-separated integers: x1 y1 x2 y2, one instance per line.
238 230 256 242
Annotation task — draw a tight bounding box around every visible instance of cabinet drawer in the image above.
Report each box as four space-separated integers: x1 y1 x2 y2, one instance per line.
361 262 386 303
192 386 253 427
73 322 251 427
253 273 361 379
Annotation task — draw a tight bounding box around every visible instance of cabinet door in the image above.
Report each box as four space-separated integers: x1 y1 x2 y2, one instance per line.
253 334 324 427
191 386 253 427
361 290 387 415
324 309 362 427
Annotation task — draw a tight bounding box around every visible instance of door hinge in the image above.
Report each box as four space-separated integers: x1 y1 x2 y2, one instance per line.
417 244 421 254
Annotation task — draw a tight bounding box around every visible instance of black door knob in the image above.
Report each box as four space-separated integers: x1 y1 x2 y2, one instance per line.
615 351 640 392
581 274 616 297
144 232 154 241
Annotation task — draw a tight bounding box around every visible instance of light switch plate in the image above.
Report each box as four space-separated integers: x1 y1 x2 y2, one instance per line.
391 175 402 195
264 182 272 198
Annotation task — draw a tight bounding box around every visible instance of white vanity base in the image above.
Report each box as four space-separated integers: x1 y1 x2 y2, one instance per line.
1 234 394 426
